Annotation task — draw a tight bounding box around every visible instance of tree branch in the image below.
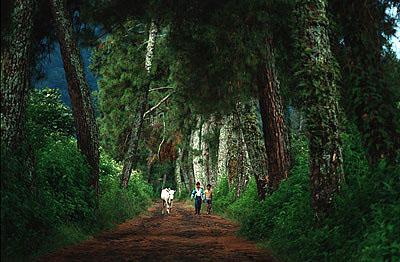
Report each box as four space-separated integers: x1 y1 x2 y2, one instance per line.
149 86 174 92
143 91 175 118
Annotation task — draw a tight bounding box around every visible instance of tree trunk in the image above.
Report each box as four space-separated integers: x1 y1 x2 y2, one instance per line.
257 37 290 195
226 112 249 194
334 0 400 165
49 0 100 194
182 147 194 192
120 21 158 188
191 116 206 187
234 108 251 198
238 101 269 200
217 115 231 186
208 118 219 186
161 172 167 189
1 0 35 149
294 0 344 217
201 117 214 186
186 130 196 190
181 132 193 192
175 148 183 196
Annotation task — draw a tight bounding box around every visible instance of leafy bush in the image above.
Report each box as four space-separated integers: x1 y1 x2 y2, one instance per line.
1 89 153 261
1 137 93 259
213 129 400 261
98 153 153 227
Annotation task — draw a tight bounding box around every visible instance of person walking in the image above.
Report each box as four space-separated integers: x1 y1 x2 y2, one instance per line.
191 182 205 215
205 184 213 214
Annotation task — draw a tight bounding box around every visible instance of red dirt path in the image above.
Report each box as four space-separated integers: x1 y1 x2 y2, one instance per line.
39 202 277 261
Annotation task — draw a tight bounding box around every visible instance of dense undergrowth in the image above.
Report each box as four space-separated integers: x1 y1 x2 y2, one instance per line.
1 89 153 261
213 129 400 262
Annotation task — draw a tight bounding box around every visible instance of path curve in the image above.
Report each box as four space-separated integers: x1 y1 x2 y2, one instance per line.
39 202 277 261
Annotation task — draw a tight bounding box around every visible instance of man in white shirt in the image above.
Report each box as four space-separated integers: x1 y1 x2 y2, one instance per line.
191 181 205 215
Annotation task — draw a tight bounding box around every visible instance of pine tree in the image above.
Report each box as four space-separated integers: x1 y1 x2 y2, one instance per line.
331 0 400 165
257 38 290 196
294 0 344 217
121 20 159 188
49 0 100 194
1 0 36 149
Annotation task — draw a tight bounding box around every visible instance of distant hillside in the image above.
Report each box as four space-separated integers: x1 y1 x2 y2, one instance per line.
33 43 98 106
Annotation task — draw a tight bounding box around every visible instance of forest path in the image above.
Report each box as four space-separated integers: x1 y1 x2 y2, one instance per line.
39 201 277 261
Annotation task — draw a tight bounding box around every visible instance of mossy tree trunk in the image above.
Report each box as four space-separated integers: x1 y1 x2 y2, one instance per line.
217 115 231 186
201 118 211 185
238 101 269 200
1 0 35 150
226 110 250 197
191 116 207 186
49 0 100 194
333 0 400 165
120 21 158 188
294 0 344 217
179 129 194 192
226 114 239 190
257 38 290 195
182 146 194 192
175 147 184 196
234 109 251 198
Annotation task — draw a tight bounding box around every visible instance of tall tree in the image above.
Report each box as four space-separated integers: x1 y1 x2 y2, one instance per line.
49 0 100 193
120 21 158 188
1 0 35 149
238 101 269 200
257 38 291 195
217 115 231 185
191 116 207 186
175 147 183 196
225 110 250 196
331 0 400 165
294 0 344 217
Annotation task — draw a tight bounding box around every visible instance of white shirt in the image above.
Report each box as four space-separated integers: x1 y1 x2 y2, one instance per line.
195 188 201 197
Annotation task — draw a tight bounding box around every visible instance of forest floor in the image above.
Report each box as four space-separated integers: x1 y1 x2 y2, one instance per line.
39 201 277 261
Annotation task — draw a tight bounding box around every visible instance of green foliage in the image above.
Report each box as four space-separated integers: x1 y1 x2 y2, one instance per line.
26 88 75 146
35 138 95 222
1 137 93 260
214 129 400 261
1 90 153 261
98 157 153 227
90 21 149 161
167 0 269 114
329 0 400 165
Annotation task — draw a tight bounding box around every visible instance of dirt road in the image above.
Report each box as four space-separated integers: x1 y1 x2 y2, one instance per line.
40 202 277 261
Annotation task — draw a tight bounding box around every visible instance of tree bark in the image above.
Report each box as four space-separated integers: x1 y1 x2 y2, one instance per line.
333 0 400 165
238 101 269 200
201 116 215 186
175 148 183 196
49 0 100 194
258 38 290 195
191 116 206 186
226 112 250 195
208 118 219 186
161 172 167 189
182 146 194 192
180 129 194 193
294 0 344 217
234 107 251 198
217 115 231 186
120 21 158 188
1 0 35 149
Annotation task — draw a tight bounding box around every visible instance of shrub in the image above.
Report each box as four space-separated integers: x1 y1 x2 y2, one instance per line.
1 88 154 260
98 154 153 227
1 137 93 260
213 129 400 261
